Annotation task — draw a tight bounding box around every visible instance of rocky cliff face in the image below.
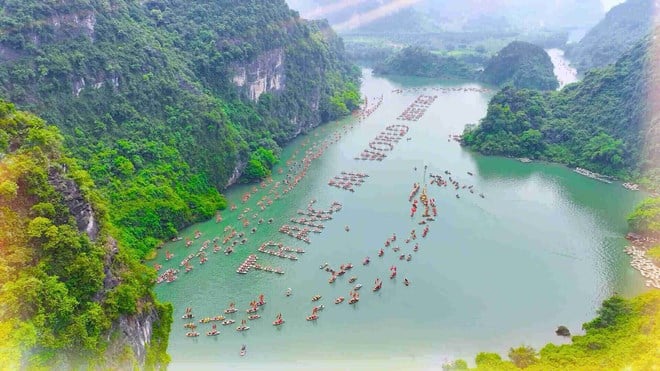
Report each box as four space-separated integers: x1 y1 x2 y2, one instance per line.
48 165 100 241
47 166 159 367
232 48 286 101
107 302 160 366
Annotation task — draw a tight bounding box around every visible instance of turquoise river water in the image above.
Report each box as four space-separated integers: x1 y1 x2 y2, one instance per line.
153 70 647 370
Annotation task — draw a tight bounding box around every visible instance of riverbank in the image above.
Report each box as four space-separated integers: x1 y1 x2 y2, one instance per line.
624 233 660 289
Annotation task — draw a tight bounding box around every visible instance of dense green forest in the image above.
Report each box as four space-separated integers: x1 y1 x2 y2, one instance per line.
628 197 660 236
371 42 558 90
480 41 558 90
566 0 657 73
443 290 660 370
463 35 657 181
0 0 360 258
0 101 171 369
373 46 479 80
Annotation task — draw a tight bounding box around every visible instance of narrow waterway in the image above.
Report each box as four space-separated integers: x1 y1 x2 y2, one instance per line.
154 69 644 370
546 48 579 89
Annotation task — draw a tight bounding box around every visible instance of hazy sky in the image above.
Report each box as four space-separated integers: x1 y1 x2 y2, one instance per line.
601 0 626 11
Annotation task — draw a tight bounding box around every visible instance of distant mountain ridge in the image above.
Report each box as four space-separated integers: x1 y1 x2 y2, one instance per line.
287 0 604 32
566 0 658 72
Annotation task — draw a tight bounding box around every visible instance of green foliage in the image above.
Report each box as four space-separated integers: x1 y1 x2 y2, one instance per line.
465 291 660 370
647 245 660 264
0 101 170 368
0 0 360 259
241 147 279 183
443 359 469 370
374 46 478 80
566 0 655 72
627 197 660 236
475 352 517 370
508 345 538 368
583 295 631 330
481 41 558 90
464 36 654 179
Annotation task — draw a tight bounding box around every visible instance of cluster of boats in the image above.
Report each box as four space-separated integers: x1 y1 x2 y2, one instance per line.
396 95 437 121
236 255 258 274
156 268 179 284
429 171 485 199
325 262 355 283
574 167 613 184
280 200 343 243
257 241 302 261
392 87 491 94
252 264 285 274
356 124 410 161
357 95 383 121
328 171 369 192
622 182 640 191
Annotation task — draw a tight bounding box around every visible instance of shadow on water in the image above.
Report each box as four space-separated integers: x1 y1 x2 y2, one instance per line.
468 151 646 230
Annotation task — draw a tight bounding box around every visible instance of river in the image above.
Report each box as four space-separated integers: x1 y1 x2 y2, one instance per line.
153 70 645 370
546 48 579 89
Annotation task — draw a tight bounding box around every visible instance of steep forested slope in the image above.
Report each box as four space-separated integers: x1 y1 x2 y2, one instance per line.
464 35 657 180
480 41 558 90
0 101 171 369
0 0 360 257
566 0 658 73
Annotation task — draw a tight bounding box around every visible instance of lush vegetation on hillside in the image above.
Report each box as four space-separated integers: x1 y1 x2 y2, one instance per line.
566 0 656 73
373 46 478 80
463 36 654 179
480 41 558 90
0 101 171 369
0 0 360 258
443 291 660 370
627 197 660 236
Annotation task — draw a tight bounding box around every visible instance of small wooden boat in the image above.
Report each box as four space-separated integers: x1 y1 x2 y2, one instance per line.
222 319 235 325
315 305 325 311
312 295 322 302
306 314 318 321
354 284 362 290
246 307 258 314
273 319 285 326
206 330 220 336
240 345 247 357
335 296 345 304
186 331 199 337
248 314 261 320
348 276 357 283
236 325 250 332
224 308 237 314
